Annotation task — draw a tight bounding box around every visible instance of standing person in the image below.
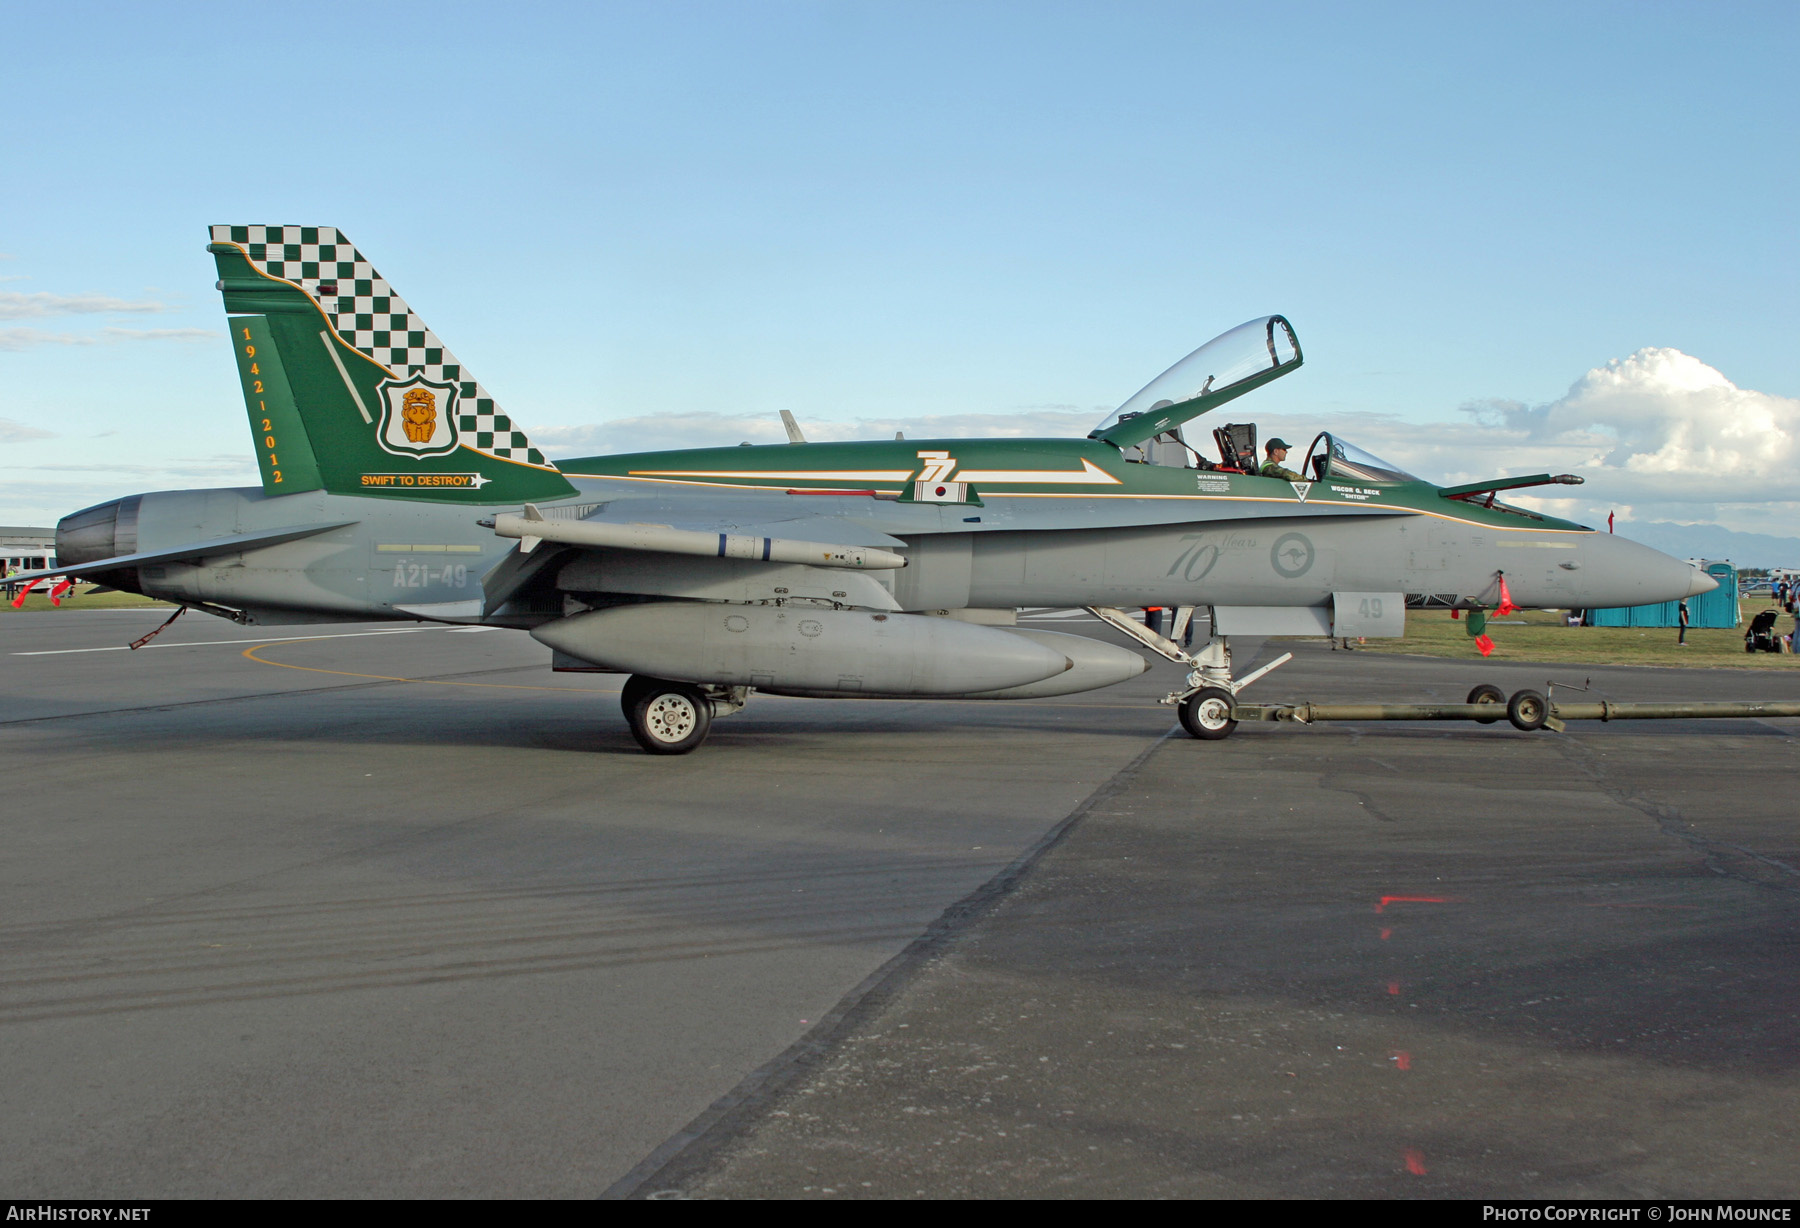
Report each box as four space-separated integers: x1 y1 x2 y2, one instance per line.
1677 598 1690 646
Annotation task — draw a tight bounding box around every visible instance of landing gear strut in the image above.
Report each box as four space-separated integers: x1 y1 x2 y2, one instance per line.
621 676 751 755
1086 606 1293 742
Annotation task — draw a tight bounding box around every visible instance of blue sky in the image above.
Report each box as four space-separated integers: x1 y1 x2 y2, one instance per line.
3 1 1796 540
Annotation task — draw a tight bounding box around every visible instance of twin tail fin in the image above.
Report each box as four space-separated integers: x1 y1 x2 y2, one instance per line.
208 225 575 504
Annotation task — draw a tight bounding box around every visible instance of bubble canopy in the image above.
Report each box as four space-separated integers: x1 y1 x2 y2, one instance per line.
1091 316 1302 449
1305 432 1419 484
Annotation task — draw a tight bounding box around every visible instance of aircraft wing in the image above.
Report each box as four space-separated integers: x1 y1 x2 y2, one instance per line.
3 522 356 586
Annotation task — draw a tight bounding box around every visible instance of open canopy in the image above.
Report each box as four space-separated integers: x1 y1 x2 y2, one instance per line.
1091 316 1302 450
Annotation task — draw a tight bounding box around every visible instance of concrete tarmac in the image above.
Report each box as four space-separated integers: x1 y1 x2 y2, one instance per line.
3 609 1797 1198
652 641 1800 1199
0 609 1166 1197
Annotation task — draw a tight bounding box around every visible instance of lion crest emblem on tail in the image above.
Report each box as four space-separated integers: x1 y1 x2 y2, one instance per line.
377 374 460 458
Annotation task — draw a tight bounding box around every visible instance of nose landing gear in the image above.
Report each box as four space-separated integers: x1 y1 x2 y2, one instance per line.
1177 687 1238 740
1085 606 1293 742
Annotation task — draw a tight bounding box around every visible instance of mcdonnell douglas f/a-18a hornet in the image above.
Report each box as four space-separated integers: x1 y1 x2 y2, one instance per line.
28 225 1714 753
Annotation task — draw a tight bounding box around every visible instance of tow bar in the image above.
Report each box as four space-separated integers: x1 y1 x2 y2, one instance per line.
1231 688 1800 734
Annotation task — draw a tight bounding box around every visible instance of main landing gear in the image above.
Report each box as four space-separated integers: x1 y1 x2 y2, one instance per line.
1085 607 1293 743
621 676 749 755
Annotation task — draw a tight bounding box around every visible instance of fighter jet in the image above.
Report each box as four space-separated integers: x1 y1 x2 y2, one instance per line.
30 225 1715 753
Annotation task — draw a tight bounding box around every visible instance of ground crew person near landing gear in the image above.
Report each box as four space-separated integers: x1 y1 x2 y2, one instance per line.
1260 437 1303 481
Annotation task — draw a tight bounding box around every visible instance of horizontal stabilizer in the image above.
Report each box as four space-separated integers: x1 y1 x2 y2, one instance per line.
9 522 354 584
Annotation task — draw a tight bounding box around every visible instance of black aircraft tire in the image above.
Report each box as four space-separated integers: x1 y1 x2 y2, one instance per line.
1179 688 1238 740
627 681 713 755
620 674 663 713
1506 689 1549 732
1467 683 1506 723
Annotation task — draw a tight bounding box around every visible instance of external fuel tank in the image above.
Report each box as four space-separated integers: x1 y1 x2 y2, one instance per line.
532 603 1074 696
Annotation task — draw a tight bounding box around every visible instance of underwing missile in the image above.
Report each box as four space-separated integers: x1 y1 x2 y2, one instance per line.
492 506 907 570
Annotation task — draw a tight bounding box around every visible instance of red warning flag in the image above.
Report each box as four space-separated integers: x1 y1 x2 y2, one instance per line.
1608 511 1615 533
1495 575 1519 618
9 578 42 609
48 579 73 607
1475 633 1495 657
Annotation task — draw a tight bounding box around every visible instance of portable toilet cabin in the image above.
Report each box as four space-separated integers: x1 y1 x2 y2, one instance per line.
1583 560 1739 628
1691 560 1740 627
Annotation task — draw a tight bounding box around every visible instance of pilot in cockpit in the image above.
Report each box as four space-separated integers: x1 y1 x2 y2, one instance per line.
1259 438 1303 481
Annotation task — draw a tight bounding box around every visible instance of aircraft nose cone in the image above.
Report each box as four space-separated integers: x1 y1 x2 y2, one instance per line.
1686 568 1720 598
1567 532 1716 608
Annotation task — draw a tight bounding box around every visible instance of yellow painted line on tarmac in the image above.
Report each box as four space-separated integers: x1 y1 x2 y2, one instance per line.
240 642 621 693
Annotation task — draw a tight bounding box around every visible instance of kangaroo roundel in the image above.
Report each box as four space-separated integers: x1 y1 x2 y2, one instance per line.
378 374 460 457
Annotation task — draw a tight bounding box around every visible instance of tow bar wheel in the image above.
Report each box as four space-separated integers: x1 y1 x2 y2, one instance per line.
1467 683 1507 724
1507 688 1550 732
1179 687 1238 740
625 678 713 754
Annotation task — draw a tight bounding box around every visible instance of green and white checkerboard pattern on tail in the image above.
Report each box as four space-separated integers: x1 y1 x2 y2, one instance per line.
210 225 545 467
208 225 575 504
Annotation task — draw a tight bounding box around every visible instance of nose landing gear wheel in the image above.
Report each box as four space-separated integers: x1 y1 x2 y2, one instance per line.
1178 687 1238 740
624 678 713 754
1467 683 1506 724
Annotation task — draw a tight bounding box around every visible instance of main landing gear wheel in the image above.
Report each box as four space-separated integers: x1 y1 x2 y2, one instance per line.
620 673 661 712
1506 688 1550 732
624 677 713 755
1467 683 1507 724
1179 687 1238 741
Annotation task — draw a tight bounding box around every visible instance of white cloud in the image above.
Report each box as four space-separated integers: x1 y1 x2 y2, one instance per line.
14 454 252 479
0 418 55 443
1466 348 1796 499
0 325 217 351
0 291 171 319
1237 348 1799 535
0 328 88 350
100 327 217 343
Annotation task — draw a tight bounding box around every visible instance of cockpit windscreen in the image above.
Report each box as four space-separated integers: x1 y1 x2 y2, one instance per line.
1307 433 1419 484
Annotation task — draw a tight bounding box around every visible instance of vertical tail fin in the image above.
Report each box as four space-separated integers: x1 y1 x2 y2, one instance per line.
209 225 576 503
